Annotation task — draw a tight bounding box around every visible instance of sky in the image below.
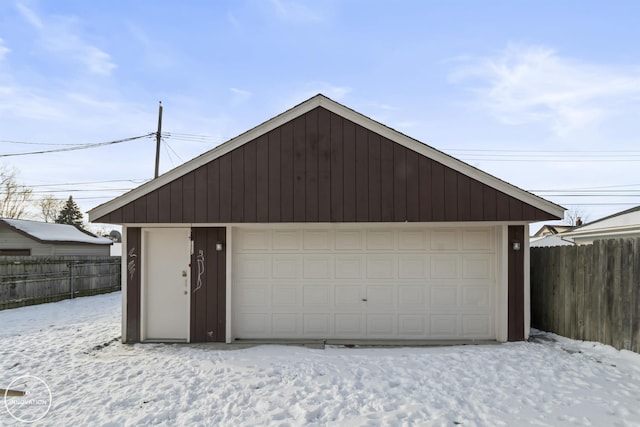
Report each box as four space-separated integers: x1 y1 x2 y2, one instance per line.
1 0 639 231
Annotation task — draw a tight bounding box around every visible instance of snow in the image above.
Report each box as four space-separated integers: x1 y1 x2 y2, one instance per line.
2 293 640 426
1 218 112 245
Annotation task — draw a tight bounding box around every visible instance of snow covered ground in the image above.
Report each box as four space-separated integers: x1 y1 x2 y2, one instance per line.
2 292 640 426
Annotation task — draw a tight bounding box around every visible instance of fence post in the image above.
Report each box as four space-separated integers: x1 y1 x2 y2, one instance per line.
68 262 74 299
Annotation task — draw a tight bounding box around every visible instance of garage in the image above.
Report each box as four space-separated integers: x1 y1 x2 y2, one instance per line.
232 226 498 340
88 94 564 344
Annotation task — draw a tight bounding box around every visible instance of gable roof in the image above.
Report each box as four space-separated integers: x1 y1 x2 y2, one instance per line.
0 218 113 245
562 205 640 240
88 94 564 223
532 224 574 238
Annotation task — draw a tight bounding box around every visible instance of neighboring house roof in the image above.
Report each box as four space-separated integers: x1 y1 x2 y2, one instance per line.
88 94 564 223
561 205 640 242
530 234 575 248
0 218 113 245
532 225 574 238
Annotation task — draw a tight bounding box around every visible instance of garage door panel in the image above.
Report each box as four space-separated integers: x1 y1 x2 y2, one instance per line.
462 315 491 337
431 256 459 279
303 256 332 279
430 230 458 250
233 227 496 340
335 256 363 278
237 313 270 335
334 285 362 308
272 314 300 336
366 314 395 336
272 230 300 250
399 314 427 336
335 231 363 250
366 256 395 279
303 230 331 250
462 229 493 251
303 285 332 307
236 284 270 307
398 285 426 308
431 286 458 309
462 255 493 280
237 230 271 251
272 285 299 307
398 256 427 279
398 231 425 250
430 314 458 336
236 255 271 279
463 286 491 308
366 230 394 250
335 314 364 336
272 255 300 279
366 286 396 308
304 314 331 336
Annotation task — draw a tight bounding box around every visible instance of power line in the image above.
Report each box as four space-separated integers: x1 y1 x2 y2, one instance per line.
0 133 155 157
29 179 150 188
536 194 640 197
0 140 91 146
445 148 640 153
457 157 640 162
30 188 134 194
529 183 640 191
162 132 228 144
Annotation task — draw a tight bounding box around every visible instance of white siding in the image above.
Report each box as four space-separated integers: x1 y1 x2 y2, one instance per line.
0 228 111 256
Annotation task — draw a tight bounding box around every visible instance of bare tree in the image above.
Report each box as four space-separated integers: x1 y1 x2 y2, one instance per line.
564 207 589 226
38 194 65 223
0 164 33 219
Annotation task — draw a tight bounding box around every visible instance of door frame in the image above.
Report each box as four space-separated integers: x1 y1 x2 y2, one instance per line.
140 227 191 342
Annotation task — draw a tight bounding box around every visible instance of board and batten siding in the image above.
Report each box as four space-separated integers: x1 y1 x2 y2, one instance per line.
94 107 555 225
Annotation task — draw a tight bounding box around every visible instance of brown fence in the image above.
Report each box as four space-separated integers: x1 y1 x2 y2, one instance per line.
0 256 121 310
530 238 640 353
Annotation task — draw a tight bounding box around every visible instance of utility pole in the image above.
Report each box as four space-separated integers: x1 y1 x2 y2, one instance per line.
154 101 163 179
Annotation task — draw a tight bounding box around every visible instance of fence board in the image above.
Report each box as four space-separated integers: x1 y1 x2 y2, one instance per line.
633 239 640 352
0 256 121 310
575 245 585 340
531 238 640 353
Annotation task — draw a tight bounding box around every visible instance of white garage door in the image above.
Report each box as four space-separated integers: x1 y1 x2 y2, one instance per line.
232 227 497 340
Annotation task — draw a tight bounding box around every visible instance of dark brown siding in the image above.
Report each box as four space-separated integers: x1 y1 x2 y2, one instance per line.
125 227 141 343
190 227 226 343
508 225 525 341
95 107 559 224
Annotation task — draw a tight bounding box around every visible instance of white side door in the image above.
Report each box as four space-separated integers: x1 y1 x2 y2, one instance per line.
143 228 191 342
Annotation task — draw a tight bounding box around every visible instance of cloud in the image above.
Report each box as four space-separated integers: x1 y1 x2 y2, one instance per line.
226 12 242 30
16 3 43 29
15 3 116 75
268 0 324 23
230 87 252 101
450 44 640 137
0 38 10 60
297 82 351 101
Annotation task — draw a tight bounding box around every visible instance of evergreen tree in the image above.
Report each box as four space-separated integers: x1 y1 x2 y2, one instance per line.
55 196 84 229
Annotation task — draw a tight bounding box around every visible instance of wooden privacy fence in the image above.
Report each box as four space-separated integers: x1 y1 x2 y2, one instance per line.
530 238 640 353
0 256 121 310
